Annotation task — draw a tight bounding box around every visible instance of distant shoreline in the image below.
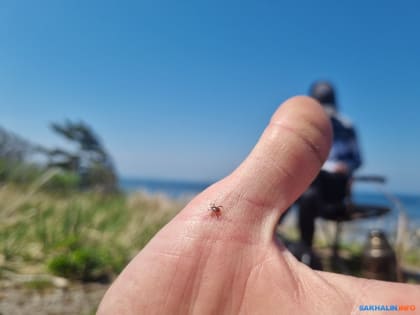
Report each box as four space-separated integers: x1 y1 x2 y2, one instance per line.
119 176 420 198
119 177 420 227
120 177 213 197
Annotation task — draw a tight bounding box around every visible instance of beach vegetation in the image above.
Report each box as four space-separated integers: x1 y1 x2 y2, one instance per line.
0 184 182 282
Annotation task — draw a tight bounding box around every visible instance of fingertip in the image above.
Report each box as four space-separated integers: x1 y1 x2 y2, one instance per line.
272 95 325 119
271 95 333 163
228 95 333 214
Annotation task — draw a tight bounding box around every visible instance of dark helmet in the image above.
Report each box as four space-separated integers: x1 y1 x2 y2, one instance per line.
309 81 337 109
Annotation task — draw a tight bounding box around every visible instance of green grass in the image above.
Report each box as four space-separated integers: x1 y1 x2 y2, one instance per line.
403 249 420 266
0 184 183 282
23 278 55 292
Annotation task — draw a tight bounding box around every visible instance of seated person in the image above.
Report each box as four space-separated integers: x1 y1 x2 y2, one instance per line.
282 81 362 259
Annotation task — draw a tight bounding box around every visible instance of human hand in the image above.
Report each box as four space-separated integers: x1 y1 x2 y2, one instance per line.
98 97 419 315
333 162 350 175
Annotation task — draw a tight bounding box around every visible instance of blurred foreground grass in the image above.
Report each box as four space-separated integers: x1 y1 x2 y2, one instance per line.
0 184 183 282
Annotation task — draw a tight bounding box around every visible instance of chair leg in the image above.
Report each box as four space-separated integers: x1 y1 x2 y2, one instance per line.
331 222 341 271
331 222 351 274
332 222 341 258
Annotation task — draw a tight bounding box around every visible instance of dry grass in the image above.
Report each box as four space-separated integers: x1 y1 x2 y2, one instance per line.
0 184 185 281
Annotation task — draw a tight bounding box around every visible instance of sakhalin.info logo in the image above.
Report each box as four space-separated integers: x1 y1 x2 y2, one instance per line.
359 304 416 311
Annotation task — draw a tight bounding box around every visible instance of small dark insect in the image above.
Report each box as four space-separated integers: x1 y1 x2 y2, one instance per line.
208 203 223 218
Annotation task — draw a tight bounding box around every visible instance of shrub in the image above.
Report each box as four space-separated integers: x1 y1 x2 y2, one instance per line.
0 158 43 185
48 246 111 282
42 171 80 193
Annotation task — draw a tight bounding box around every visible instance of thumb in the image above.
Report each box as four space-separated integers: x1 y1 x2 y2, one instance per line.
98 96 333 314
232 95 331 212
180 96 332 241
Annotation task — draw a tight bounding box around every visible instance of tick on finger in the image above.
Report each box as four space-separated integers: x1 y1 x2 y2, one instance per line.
209 203 223 218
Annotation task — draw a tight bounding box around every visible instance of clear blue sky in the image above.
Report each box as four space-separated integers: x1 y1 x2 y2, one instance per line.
1 1 419 194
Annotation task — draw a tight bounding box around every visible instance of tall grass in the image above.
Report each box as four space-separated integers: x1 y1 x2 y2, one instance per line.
0 184 183 281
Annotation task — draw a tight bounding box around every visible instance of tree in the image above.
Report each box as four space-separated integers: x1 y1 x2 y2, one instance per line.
0 127 33 162
47 120 118 192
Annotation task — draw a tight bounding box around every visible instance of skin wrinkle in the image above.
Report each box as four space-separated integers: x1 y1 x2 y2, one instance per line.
276 111 332 142
281 250 306 307
233 153 294 212
255 148 297 190
217 247 247 315
230 250 247 315
235 247 268 304
259 123 318 174
237 252 274 314
236 260 251 315
281 250 352 315
189 233 247 314
236 178 275 211
270 101 332 147
298 267 351 315
270 121 326 166
133 245 217 315
313 271 353 313
349 278 376 315
177 216 262 247
264 131 302 163
225 189 276 244
260 256 308 314
252 151 300 206
174 219 227 314
212 187 279 246
114 248 165 312
247 122 327 207
159 226 194 314
148 223 201 260
187 235 214 315
152 233 200 257
228 168 296 245
173 201 244 243
218 182 270 221
155 217 212 314
211 248 249 315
